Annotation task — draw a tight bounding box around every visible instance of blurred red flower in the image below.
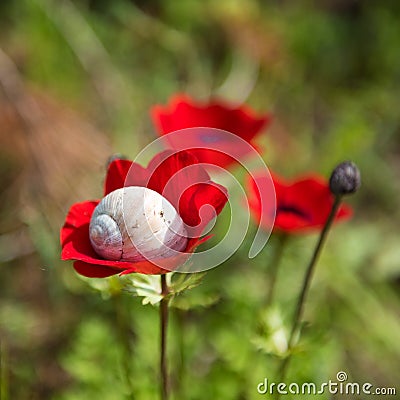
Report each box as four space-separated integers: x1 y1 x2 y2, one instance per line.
61 150 228 278
150 94 271 168
247 172 352 234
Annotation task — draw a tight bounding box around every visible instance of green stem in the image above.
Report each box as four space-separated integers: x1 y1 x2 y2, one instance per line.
277 196 342 393
266 234 288 306
160 275 170 400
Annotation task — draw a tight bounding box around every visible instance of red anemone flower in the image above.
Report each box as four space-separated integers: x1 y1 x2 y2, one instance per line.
150 94 271 168
247 172 352 234
61 150 228 278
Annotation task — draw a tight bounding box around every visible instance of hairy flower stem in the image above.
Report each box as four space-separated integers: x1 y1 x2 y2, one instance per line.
277 196 342 395
266 234 288 306
160 274 170 400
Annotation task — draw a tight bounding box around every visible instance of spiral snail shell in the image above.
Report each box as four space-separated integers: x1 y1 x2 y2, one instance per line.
89 186 188 262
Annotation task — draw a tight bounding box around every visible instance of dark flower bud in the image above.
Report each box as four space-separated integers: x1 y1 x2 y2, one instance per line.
329 161 361 195
106 153 127 168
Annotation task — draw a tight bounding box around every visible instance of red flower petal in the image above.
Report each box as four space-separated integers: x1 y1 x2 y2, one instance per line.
151 94 271 168
179 182 229 234
107 151 229 230
73 261 122 278
61 200 99 259
144 150 228 229
61 150 228 277
104 159 132 195
147 150 209 192
72 237 208 277
61 201 130 269
151 94 270 140
61 200 211 276
247 172 353 234
105 159 151 195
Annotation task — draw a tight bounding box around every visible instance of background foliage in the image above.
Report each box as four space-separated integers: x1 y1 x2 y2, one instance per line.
0 0 399 399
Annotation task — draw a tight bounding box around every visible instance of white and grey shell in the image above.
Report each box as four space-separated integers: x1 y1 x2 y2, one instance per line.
89 186 188 262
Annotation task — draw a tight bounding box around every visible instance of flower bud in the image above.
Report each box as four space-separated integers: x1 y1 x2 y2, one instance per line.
329 161 361 195
106 153 127 168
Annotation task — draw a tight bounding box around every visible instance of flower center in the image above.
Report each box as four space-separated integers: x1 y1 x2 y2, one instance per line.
276 204 311 221
199 133 223 143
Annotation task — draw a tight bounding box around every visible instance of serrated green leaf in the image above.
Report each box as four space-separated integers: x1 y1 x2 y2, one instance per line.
169 272 207 295
122 273 172 305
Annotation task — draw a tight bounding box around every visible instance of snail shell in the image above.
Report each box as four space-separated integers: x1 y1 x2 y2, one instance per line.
89 186 188 262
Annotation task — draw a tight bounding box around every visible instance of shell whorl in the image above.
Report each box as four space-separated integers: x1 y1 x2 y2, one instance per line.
89 214 123 260
89 186 188 262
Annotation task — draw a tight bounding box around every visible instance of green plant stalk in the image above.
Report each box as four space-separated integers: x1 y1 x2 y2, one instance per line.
160 274 170 400
277 195 342 391
266 233 288 306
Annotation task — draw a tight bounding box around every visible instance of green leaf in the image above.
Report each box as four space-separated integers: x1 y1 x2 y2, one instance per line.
78 275 124 299
169 272 207 295
122 274 170 305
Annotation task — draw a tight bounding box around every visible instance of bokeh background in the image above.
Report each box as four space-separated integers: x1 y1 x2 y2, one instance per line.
0 0 399 399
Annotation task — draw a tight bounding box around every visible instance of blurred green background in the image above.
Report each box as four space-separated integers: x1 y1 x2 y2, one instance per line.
0 0 399 399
